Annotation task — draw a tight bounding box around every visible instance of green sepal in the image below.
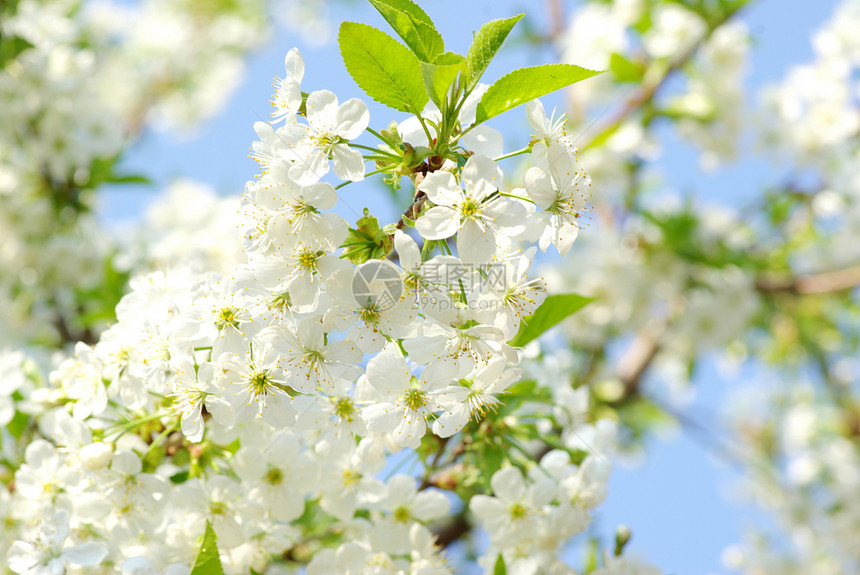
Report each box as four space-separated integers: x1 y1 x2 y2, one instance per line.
340 208 396 263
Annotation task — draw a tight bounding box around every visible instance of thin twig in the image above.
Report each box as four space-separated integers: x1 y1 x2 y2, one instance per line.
577 3 748 152
616 328 663 396
756 265 860 295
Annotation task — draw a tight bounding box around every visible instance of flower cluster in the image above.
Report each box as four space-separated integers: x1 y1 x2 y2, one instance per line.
725 380 860 574
0 0 272 347
0 41 658 574
545 0 860 571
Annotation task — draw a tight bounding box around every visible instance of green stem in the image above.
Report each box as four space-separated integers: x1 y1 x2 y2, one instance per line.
106 411 172 438
350 143 400 158
494 147 531 162
143 423 177 461
451 121 478 146
362 155 401 164
499 191 535 204
416 113 435 146
438 239 453 256
335 168 386 190
366 127 390 143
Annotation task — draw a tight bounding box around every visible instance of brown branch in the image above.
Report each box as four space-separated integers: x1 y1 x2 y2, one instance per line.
616 329 662 397
54 310 97 346
433 512 471 548
395 190 427 230
545 0 565 41
756 265 860 295
419 437 450 490
395 161 441 231
616 262 860 397
614 262 860 396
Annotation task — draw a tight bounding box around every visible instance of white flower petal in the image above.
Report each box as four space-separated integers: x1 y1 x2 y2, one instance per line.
393 411 426 448
415 206 459 240
362 403 402 433
527 99 547 136
302 182 338 210
420 171 460 206
335 98 370 140
469 494 507 522
394 230 421 270
306 90 339 132
332 145 366 182
62 542 109 566
524 167 556 209
284 47 305 83
289 149 329 185
411 489 450 521
457 219 496 264
366 346 411 392
461 125 503 158
491 466 525 502
462 155 502 199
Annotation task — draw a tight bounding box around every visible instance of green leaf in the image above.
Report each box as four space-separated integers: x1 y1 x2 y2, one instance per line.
609 52 643 83
339 22 429 114
169 471 190 484
475 64 603 123
463 14 524 91
109 174 151 185
0 35 33 68
367 0 444 62
493 553 508 575
190 521 224 575
6 409 30 439
509 293 592 347
1 0 22 17
76 253 130 328
420 52 464 107
85 155 151 189
478 443 506 491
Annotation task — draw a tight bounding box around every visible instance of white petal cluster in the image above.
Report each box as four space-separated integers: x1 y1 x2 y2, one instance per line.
761 0 860 163
725 381 860 574
0 44 650 575
642 4 706 60
0 0 271 346
672 22 751 169
119 180 246 276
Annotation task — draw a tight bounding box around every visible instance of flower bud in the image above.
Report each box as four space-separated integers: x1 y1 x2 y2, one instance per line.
614 524 632 556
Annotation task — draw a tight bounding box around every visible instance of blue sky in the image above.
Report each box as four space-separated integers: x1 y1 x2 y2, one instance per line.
102 0 841 572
